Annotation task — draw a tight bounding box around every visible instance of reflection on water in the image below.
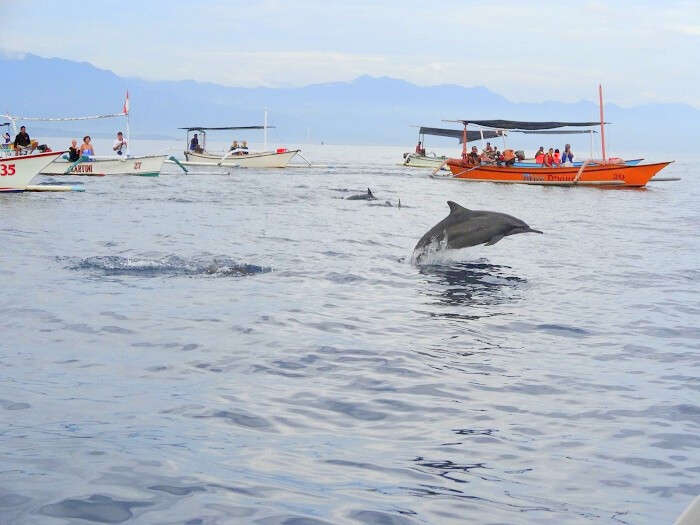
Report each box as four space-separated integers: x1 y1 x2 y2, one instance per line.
417 261 525 321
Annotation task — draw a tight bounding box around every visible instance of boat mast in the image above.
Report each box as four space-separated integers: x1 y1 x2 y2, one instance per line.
599 84 606 162
263 109 268 151
461 122 467 161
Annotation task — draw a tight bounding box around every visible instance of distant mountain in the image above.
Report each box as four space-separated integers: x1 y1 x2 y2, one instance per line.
2 53 698 152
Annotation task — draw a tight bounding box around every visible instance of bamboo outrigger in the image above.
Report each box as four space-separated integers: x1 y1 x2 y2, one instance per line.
442 85 673 187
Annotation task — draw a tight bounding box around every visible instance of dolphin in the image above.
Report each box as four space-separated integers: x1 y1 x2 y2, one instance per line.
413 201 542 262
346 188 376 200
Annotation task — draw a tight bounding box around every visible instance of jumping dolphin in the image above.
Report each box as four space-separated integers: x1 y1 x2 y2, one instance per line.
346 188 376 200
413 201 542 262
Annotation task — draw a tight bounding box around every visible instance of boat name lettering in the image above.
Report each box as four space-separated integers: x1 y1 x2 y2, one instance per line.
73 164 93 173
133 161 142 170
0 163 16 176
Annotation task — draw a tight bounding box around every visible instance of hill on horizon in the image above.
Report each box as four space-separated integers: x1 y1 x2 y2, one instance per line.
2 53 698 153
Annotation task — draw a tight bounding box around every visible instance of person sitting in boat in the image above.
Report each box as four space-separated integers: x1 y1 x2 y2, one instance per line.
415 141 426 156
515 150 526 161
535 147 545 164
80 135 94 158
543 148 555 167
189 133 200 152
240 140 249 155
112 131 127 156
230 140 239 153
561 144 574 164
3 132 10 144
68 139 80 162
13 125 31 153
502 149 516 166
467 145 480 166
553 148 562 166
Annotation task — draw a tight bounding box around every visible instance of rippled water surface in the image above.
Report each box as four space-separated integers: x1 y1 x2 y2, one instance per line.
1 144 698 524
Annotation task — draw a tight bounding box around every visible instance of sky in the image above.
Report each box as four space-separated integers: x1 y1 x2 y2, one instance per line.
2 0 699 107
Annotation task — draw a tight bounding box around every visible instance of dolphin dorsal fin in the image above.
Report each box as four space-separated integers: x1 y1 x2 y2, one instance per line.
447 201 469 214
367 188 373 196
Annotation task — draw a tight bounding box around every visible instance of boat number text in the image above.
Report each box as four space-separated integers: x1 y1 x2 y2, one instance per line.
0 164 16 176
73 164 93 173
133 161 141 170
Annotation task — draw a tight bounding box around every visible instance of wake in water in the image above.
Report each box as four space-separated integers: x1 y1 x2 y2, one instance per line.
64 254 271 277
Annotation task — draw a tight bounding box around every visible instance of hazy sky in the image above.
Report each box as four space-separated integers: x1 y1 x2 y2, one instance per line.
3 0 699 107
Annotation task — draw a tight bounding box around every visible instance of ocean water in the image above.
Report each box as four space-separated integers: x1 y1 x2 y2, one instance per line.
0 143 698 524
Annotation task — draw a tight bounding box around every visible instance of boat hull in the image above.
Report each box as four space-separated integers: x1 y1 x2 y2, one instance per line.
513 158 643 168
446 159 672 187
0 151 65 192
403 153 447 169
41 154 166 176
183 150 299 168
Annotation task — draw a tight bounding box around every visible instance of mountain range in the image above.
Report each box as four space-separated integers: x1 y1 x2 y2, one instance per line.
2 53 698 152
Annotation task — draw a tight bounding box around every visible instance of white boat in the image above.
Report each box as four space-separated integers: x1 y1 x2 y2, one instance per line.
3 91 171 178
402 152 448 169
178 112 301 169
402 126 504 170
183 148 299 168
41 153 166 176
0 150 65 192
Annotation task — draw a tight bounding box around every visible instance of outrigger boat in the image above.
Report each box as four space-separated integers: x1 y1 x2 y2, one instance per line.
403 126 504 170
441 86 672 187
0 150 65 192
178 111 300 168
2 92 167 177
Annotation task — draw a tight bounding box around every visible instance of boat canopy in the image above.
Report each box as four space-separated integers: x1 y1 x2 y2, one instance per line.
444 120 605 130
419 126 503 143
513 129 598 134
178 126 274 131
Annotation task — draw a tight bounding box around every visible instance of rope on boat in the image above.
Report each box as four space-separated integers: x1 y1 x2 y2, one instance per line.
296 152 313 167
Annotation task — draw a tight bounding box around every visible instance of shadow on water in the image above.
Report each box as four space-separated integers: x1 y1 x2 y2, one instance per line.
416 261 525 319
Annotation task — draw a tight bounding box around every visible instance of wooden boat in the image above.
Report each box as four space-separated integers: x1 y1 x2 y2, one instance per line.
403 126 503 170
41 154 166 176
3 92 169 177
0 151 65 192
446 159 671 187
442 86 672 188
179 112 300 169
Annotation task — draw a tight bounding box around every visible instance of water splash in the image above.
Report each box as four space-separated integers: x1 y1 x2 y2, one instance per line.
66 255 271 277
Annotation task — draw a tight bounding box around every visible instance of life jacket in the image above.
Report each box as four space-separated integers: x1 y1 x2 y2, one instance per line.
535 153 545 163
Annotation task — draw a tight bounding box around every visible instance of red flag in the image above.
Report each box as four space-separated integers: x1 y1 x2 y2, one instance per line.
122 90 130 115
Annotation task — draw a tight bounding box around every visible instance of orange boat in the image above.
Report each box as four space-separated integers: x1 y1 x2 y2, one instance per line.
446 159 672 187
443 85 673 188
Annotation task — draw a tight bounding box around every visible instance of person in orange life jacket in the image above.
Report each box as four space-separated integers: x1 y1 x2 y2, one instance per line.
553 148 561 166
534 146 545 163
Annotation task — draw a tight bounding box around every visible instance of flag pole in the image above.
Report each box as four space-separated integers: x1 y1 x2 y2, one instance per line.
598 84 606 163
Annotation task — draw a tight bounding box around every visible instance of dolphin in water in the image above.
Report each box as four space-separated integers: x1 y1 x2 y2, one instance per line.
346 188 376 200
413 201 542 263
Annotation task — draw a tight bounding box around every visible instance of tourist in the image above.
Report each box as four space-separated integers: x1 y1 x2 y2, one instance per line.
415 141 423 155
3 132 10 144
553 148 561 166
502 149 516 166
14 125 31 152
80 135 94 157
240 140 249 154
484 142 493 153
189 133 199 151
230 140 239 153
467 145 480 166
68 139 80 162
562 144 574 164
112 131 127 156
534 146 545 163
543 148 554 167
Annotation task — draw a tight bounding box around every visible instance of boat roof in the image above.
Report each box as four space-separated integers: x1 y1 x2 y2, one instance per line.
179 126 275 131
444 120 605 130
418 126 504 143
